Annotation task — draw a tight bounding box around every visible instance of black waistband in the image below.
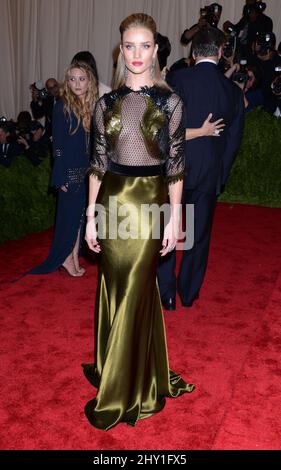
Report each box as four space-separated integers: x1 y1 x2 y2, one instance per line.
108 161 164 177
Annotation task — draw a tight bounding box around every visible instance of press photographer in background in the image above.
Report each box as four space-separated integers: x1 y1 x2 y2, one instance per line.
169 3 223 73
253 32 281 109
30 78 60 138
221 26 281 116
16 111 32 137
223 0 273 61
225 60 264 112
181 3 222 46
17 120 50 166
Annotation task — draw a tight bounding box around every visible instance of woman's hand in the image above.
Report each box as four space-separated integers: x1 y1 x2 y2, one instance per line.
201 113 225 137
85 218 101 253
60 185 68 192
160 213 181 257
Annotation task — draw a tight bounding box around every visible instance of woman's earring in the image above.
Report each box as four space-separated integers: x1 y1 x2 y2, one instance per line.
122 55 128 79
150 60 155 80
121 53 128 80
124 65 128 79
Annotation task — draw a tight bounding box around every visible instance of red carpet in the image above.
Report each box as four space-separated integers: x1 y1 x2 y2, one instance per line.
0 202 281 450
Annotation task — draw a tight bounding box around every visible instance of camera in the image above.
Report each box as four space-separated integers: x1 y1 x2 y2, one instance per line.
271 66 281 96
30 81 48 100
232 59 249 84
17 127 31 140
244 1 267 17
254 1 267 13
223 36 236 58
223 42 234 58
200 3 221 28
224 23 237 37
256 31 275 56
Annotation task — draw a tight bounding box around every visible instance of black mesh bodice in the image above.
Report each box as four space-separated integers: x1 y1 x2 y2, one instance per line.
89 85 185 184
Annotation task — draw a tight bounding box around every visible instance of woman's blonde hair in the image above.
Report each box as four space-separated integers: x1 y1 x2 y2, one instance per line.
113 13 170 91
61 62 98 134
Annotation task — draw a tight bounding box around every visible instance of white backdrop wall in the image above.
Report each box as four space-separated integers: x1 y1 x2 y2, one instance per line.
1 0 281 119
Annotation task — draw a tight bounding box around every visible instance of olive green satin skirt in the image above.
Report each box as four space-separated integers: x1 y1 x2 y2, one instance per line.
82 172 194 430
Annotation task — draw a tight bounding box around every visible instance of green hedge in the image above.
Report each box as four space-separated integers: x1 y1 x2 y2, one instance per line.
0 109 280 244
219 108 281 207
0 157 56 244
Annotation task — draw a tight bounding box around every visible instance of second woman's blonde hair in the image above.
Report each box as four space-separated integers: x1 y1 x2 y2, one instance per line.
113 13 170 91
61 62 98 134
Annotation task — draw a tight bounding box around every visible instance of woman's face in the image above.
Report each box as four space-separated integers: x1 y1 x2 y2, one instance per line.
121 26 158 77
67 68 89 99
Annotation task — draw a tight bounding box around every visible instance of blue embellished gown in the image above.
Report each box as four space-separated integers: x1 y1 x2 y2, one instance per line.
30 100 89 274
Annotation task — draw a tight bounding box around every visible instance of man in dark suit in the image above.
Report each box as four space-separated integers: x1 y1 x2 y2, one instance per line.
158 26 245 310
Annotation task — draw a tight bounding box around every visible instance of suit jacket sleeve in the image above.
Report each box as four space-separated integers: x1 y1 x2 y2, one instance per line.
222 87 245 188
50 101 67 188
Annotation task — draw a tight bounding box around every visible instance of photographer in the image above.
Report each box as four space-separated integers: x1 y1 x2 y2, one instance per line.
181 3 222 46
30 78 60 137
18 120 50 166
16 111 32 136
253 32 281 108
226 61 264 112
223 1 273 60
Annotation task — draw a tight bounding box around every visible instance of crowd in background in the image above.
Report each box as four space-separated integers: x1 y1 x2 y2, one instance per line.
168 1 281 115
1 0 280 170
0 80 58 168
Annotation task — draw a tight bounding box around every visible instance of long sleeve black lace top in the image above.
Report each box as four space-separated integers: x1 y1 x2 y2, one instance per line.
89 84 185 184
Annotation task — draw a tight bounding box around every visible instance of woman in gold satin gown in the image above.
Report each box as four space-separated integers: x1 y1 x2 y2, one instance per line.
82 13 194 430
